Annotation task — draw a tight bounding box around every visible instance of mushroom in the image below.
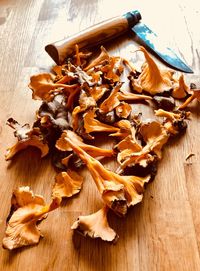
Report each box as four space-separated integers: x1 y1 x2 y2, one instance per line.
71 206 118 243
64 138 150 216
89 84 109 101
117 91 152 102
178 89 200 110
29 73 78 101
84 46 110 71
155 109 190 135
36 94 70 131
72 90 96 131
3 187 60 250
56 130 114 158
135 46 173 95
115 102 132 119
116 120 169 173
109 120 133 138
83 109 119 136
99 82 122 113
172 74 189 99
5 119 49 160
52 170 83 199
101 56 123 82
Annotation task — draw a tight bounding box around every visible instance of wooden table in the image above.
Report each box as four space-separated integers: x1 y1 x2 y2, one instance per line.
0 0 200 270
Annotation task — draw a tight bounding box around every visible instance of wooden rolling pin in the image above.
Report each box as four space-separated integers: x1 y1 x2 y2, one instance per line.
45 10 141 65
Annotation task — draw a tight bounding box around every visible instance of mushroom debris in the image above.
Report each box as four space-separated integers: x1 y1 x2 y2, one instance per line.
4 44 193 246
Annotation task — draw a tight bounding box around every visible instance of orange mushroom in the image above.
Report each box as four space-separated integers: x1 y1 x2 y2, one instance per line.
52 170 83 199
5 119 49 160
83 109 119 136
65 138 150 216
84 46 110 71
172 74 189 99
29 73 79 101
115 102 132 118
56 130 114 158
99 82 122 113
135 46 173 95
3 187 60 250
71 206 118 242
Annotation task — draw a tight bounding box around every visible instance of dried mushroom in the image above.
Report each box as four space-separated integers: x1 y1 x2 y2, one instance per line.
5 118 49 160
52 170 83 199
71 206 118 242
36 94 70 131
153 95 175 111
3 187 60 250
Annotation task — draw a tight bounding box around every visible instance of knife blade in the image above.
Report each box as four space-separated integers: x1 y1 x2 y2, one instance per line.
45 10 193 73
132 21 193 73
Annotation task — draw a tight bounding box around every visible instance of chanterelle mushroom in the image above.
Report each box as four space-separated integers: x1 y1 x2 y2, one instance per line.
71 206 118 243
5 118 49 161
83 109 119 136
135 46 173 95
52 170 83 199
56 130 114 158
116 120 169 173
65 138 150 216
3 187 60 250
172 74 189 99
155 109 190 135
29 73 78 101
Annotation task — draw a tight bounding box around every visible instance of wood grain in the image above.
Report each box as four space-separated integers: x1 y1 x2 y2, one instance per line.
0 0 200 270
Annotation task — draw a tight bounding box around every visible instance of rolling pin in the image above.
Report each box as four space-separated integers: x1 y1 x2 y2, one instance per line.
45 10 141 65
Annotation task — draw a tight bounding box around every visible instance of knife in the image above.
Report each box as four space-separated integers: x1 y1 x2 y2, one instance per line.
45 10 193 73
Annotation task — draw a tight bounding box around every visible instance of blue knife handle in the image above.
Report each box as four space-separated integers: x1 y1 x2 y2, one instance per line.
45 10 142 64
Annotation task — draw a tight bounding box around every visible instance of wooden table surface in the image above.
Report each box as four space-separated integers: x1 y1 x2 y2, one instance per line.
0 0 200 270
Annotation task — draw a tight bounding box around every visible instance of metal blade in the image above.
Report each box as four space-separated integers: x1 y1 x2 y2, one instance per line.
132 23 193 73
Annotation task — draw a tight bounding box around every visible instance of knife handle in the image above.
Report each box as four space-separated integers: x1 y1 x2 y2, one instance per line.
45 10 141 64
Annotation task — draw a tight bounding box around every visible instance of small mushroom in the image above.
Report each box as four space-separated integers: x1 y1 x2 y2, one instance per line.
99 82 122 113
155 109 190 135
153 95 175 111
5 119 49 160
178 89 200 110
115 102 132 119
84 46 110 71
52 170 83 199
172 74 189 99
71 206 118 243
83 109 119 136
72 90 96 131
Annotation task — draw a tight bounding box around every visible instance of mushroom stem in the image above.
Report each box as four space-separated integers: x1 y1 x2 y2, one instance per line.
178 93 195 110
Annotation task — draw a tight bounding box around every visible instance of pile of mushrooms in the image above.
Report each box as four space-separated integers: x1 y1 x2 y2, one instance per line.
3 45 194 249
